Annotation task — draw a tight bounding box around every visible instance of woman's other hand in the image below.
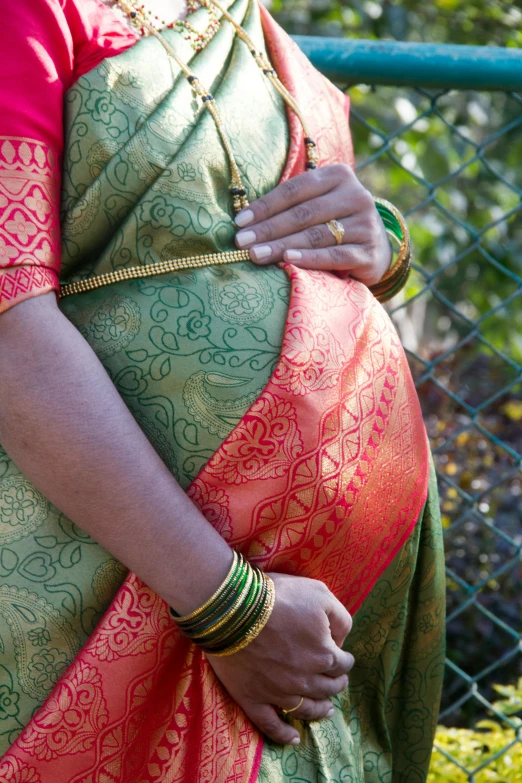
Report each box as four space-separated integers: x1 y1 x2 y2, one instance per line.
207 573 354 746
234 164 391 286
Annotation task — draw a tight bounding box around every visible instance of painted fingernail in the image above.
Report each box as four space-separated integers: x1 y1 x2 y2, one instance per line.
285 250 302 261
251 245 272 262
326 707 335 718
236 229 257 248
235 209 255 227
290 737 300 746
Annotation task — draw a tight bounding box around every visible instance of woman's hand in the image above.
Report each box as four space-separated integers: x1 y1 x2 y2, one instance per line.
234 164 391 287
207 573 354 746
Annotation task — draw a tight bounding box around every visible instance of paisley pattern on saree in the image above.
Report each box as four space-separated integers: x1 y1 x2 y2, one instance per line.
0 138 61 313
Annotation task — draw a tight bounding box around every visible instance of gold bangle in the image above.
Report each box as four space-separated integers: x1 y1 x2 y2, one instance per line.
174 550 239 626
209 574 276 657
369 198 412 302
189 567 255 640
203 569 264 647
177 555 247 632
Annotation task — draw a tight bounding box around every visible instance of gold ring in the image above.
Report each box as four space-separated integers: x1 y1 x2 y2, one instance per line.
280 696 304 716
326 219 345 245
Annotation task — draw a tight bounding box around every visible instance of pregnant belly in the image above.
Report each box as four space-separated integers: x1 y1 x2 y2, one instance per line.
60 261 290 488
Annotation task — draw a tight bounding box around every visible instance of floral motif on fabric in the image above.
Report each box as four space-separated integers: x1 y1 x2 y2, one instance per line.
204 393 303 484
73 294 141 360
207 275 275 325
0 477 49 545
272 306 347 396
86 576 171 662
0 138 61 313
0 757 42 783
186 480 232 537
17 661 108 760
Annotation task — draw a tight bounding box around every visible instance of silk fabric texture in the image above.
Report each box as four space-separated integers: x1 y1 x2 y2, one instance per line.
0 1 444 781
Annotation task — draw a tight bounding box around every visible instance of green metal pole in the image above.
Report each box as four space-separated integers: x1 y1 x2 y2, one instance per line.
293 37 522 91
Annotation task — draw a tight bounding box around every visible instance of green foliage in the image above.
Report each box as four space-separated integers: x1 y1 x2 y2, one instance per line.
429 722 522 782
429 680 522 781
272 0 522 47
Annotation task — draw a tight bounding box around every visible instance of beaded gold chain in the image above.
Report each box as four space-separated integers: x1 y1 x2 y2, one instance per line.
126 0 221 52
115 0 318 213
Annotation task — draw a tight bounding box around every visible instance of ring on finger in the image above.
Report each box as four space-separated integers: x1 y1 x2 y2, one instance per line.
326 219 345 245
280 696 304 716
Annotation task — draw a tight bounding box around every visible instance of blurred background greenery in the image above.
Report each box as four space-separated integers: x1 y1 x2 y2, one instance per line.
271 0 521 46
274 0 522 767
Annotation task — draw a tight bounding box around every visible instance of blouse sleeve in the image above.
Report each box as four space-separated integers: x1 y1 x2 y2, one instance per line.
0 0 136 314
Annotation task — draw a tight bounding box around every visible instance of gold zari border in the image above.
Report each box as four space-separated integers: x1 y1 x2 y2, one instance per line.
59 249 252 298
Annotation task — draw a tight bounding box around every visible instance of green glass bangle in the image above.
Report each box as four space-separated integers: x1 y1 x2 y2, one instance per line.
205 574 269 653
187 566 253 640
199 569 263 647
177 554 248 632
171 549 241 624
370 197 412 302
194 568 261 644
375 202 403 244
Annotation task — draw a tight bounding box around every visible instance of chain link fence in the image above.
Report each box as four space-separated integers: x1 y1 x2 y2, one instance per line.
297 37 522 782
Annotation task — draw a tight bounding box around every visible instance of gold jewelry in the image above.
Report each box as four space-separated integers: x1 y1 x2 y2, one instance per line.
209 573 275 657
59 249 250 298
189 567 255 640
369 198 411 302
114 0 319 216
280 696 304 716
204 0 319 171
174 550 240 625
326 219 345 246
204 569 264 646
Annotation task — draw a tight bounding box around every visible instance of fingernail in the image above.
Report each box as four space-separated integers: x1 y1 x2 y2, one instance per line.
235 209 255 227
251 245 272 262
285 250 302 261
326 707 335 718
236 229 256 248
290 737 300 746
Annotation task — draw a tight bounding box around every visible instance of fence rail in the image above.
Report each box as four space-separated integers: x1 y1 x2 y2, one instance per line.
296 37 522 782
294 37 522 90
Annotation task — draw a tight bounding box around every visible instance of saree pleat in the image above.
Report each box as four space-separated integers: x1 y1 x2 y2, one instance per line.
0 2 444 781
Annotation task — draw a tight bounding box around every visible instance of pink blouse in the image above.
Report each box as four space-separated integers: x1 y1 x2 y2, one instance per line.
0 0 138 313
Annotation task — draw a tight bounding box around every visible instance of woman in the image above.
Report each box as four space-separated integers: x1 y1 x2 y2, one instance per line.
0 0 445 781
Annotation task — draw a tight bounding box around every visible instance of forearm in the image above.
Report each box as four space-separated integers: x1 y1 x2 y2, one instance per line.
0 293 232 614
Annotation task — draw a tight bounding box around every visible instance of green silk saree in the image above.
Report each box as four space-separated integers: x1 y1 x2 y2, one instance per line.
0 1 445 780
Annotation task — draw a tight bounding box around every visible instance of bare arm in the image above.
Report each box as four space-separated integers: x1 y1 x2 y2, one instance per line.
0 292 354 746
0 292 233 615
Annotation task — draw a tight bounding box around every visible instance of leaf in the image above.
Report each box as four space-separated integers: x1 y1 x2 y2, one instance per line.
59 542 82 569
246 327 269 344
183 423 198 446
127 349 150 363
34 536 59 549
0 548 18 573
114 160 129 186
150 356 171 381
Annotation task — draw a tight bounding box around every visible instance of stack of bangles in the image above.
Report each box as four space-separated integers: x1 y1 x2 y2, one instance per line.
368 198 412 302
169 551 275 656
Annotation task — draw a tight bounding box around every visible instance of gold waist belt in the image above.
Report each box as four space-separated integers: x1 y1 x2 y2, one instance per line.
59 249 251 298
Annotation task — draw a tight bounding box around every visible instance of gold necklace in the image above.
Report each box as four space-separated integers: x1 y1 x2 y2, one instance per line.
115 0 318 214
60 0 319 298
122 0 221 52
